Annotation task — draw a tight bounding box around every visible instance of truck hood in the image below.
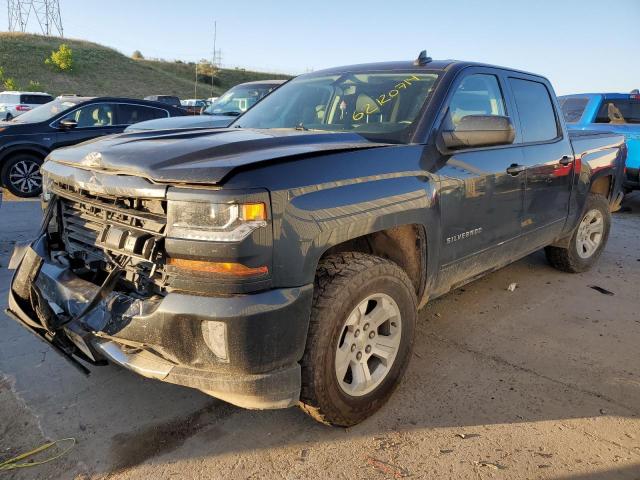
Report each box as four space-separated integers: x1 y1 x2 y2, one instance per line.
47 128 391 184
124 114 234 132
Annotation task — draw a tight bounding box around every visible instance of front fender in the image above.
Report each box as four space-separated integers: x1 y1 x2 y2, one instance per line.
273 173 440 289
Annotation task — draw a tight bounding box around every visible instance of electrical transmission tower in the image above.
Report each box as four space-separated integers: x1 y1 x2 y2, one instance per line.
7 0 64 37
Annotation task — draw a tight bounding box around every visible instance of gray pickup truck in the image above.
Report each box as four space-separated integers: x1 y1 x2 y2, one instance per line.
7 52 626 426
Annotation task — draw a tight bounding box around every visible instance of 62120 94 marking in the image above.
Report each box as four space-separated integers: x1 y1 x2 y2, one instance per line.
353 75 421 121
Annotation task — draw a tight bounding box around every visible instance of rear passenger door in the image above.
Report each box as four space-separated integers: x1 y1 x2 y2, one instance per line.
507 77 574 244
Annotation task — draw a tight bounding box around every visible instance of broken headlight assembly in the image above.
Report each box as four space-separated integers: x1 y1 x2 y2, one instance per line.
167 200 267 242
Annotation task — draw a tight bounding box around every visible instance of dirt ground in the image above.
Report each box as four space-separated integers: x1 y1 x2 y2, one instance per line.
0 194 639 480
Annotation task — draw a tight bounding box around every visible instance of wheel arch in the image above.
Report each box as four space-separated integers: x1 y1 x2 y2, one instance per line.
322 223 428 298
0 144 49 167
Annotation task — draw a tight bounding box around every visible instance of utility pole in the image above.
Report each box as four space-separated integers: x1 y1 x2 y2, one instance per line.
194 61 198 101
211 20 217 98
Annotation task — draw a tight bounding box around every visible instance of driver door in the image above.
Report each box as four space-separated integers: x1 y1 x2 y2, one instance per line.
437 70 526 288
54 103 120 149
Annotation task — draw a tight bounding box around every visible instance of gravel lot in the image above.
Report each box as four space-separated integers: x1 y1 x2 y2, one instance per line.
1 194 639 480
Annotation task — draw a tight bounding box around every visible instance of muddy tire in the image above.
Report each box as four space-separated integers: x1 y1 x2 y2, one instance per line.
299 252 417 427
1 154 43 198
545 194 611 273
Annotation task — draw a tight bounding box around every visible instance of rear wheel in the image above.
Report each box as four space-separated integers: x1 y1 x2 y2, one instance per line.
545 193 611 273
1 154 44 198
299 252 417 426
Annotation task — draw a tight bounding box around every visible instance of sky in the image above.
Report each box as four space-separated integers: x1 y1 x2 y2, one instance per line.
1 0 638 95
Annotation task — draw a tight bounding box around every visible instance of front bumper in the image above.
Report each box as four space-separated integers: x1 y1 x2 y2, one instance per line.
7 239 313 409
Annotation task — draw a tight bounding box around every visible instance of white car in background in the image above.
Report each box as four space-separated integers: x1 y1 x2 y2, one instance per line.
0 91 54 121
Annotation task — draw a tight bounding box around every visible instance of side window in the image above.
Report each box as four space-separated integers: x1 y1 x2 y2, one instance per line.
117 104 168 125
595 100 640 124
447 74 506 127
509 78 559 142
559 97 589 123
61 104 115 128
21 95 53 105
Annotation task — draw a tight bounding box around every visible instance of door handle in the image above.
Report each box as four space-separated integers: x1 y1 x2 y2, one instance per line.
559 155 573 166
506 164 526 175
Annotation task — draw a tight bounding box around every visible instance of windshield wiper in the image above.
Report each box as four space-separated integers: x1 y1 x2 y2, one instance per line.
217 111 242 117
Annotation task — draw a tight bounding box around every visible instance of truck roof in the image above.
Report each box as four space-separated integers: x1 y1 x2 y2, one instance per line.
560 93 640 100
312 59 548 80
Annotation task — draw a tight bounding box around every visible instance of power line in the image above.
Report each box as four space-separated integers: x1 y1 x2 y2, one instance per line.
7 0 63 37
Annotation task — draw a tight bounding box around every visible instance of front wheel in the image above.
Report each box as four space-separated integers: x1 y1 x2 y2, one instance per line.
1 154 44 197
545 193 611 273
299 252 417 426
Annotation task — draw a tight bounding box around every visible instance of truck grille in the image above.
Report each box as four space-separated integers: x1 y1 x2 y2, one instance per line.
51 181 167 290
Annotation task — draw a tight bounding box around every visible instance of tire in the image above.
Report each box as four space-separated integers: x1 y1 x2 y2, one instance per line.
1 154 44 198
299 252 417 427
545 193 611 273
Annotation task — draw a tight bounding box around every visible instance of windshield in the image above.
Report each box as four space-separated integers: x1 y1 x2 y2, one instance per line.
233 71 439 143
10 98 81 123
204 84 277 116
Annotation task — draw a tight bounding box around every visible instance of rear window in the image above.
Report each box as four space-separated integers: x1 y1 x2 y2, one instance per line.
20 94 53 104
158 96 180 106
595 99 640 124
559 97 588 123
509 78 559 143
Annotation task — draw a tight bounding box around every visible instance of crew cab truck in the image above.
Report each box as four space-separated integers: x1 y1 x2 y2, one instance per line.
559 92 639 191
7 53 626 426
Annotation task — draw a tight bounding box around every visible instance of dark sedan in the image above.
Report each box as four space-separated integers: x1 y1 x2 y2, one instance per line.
0 96 185 197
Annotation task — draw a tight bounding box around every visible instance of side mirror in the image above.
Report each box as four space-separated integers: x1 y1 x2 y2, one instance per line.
441 115 515 150
58 119 78 130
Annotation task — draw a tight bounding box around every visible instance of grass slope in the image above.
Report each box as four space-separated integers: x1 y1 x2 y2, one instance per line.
0 32 290 98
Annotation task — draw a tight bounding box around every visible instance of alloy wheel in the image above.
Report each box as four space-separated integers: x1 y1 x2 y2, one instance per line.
576 209 604 259
8 159 42 195
334 293 402 397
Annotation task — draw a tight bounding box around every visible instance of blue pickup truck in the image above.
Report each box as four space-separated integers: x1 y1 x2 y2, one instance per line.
559 92 640 191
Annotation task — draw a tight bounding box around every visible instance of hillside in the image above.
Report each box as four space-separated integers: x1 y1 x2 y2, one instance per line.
0 32 290 99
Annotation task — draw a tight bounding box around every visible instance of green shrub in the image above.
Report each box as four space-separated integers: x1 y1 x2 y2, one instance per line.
3 77 19 90
45 44 73 71
26 80 43 92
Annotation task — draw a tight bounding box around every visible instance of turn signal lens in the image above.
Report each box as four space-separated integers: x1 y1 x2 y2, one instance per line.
241 203 266 221
168 258 268 277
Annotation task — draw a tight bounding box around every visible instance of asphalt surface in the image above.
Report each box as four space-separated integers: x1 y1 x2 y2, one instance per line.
0 194 639 480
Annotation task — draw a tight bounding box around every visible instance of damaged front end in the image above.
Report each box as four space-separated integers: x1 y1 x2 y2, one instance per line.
7 161 311 409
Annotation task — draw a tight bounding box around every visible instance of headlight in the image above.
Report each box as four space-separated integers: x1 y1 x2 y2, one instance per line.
167 200 267 242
